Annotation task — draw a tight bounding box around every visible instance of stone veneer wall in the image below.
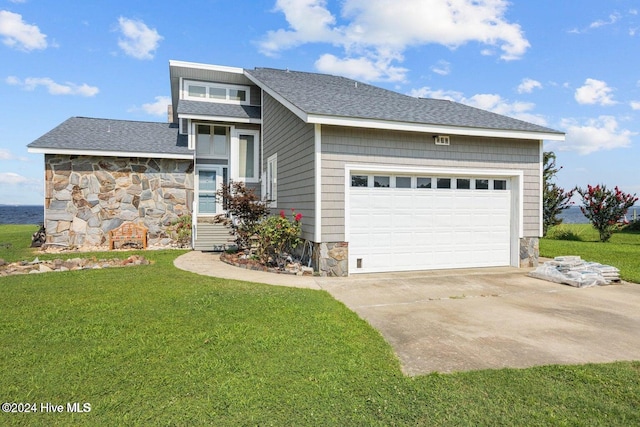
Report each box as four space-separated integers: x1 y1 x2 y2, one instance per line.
519 237 539 267
44 154 194 249
313 238 539 275
313 242 348 277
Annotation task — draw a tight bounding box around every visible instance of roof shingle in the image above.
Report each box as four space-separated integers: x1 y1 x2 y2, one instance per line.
245 67 563 136
177 100 261 120
28 117 190 157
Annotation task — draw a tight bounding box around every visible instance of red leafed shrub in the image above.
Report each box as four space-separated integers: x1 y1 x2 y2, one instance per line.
575 184 638 242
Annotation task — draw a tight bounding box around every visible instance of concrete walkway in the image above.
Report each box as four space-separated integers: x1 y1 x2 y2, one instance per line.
173 250 323 289
174 251 640 375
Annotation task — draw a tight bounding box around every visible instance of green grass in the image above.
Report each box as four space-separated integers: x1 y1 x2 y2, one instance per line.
1 225 640 425
0 224 42 262
541 223 640 283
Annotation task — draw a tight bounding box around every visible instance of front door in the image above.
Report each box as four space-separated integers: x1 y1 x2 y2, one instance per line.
196 167 223 216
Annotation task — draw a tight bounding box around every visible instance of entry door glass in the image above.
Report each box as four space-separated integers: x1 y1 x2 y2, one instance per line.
198 170 218 214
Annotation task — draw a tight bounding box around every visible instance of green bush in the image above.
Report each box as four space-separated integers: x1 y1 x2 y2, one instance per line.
255 210 302 267
546 224 584 241
169 214 192 247
623 220 640 232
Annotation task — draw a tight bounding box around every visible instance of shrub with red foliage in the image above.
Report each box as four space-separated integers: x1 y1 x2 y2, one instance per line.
575 184 638 242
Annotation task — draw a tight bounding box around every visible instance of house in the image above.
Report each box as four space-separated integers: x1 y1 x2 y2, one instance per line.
28 60 565 276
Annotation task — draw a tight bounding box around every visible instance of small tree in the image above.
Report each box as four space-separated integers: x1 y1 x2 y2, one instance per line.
543 151 574 235
575 184 638 242
216 181 269 250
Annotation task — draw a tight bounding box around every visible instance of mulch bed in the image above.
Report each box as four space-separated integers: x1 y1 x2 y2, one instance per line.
220 252 312 276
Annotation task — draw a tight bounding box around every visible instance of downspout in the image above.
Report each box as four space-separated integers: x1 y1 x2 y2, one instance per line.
539 140 544 237
314 124 322 244
260 89 265 198
190 118 197 247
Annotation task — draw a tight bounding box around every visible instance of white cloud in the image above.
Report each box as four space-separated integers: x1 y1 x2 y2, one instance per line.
408 86 463 101
575 78 616 106
0 172 38 185
0 148 28 161
589 12 621 29
557 116 636 155
0 10 47 51
132 95 171 116
431 60 450 76
117 17 162 60
260 0 529 81
408 86 548 126
631 101 640 110
260 0 340 54
517 78 542 94
315 53 407 82
6 76 99 96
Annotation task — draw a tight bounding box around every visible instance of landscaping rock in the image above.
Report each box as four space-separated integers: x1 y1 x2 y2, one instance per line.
0 255 151 277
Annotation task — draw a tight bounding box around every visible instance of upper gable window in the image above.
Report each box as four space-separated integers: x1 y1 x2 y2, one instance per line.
183 80 250 105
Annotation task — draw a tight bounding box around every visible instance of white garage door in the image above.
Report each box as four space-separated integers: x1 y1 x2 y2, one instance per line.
348 174 512 274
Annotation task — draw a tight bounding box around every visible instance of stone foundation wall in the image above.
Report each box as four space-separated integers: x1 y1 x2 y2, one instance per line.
44 155 194 249
313 241 348 277
310 238 538 275
519 237 539 267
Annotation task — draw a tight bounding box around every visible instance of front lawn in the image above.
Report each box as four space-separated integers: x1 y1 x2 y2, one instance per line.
1 225 639 425
541 223 640 283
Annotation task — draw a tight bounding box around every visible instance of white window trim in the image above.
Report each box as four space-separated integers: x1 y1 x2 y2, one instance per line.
266 153 278 207
183 80 251 105
230 128 260 183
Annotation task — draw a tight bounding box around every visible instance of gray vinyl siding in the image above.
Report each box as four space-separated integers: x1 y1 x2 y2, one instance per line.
321 125 542 242
193 223 231 250
262 92 316 240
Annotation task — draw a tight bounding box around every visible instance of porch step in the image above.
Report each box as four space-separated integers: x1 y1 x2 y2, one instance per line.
193 222 233 251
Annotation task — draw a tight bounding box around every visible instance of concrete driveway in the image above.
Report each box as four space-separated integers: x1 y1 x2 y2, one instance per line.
175 252 640 376
319 267 640 376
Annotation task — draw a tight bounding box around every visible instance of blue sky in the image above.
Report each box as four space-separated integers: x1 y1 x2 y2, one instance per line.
1 0 639 205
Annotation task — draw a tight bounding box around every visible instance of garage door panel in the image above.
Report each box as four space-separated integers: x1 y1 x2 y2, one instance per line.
349 176 512 273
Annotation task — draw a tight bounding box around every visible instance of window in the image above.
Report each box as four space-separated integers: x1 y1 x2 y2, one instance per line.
196 125 228 158
267 154 277 205
374 176 390 188
396 177 411 188
494 179 507 190
351 175 368 187
188 85 206 98
417 177 432 189
238 134 256 179
229 89 246 102
184 80 250 105
437 178 451 189
209 87 226 100
456 178 471 189
475 179 489 190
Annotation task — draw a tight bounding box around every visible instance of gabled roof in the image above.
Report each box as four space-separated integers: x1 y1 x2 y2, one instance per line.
27 117 191 159
244 67 564 141
177 100 261 123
